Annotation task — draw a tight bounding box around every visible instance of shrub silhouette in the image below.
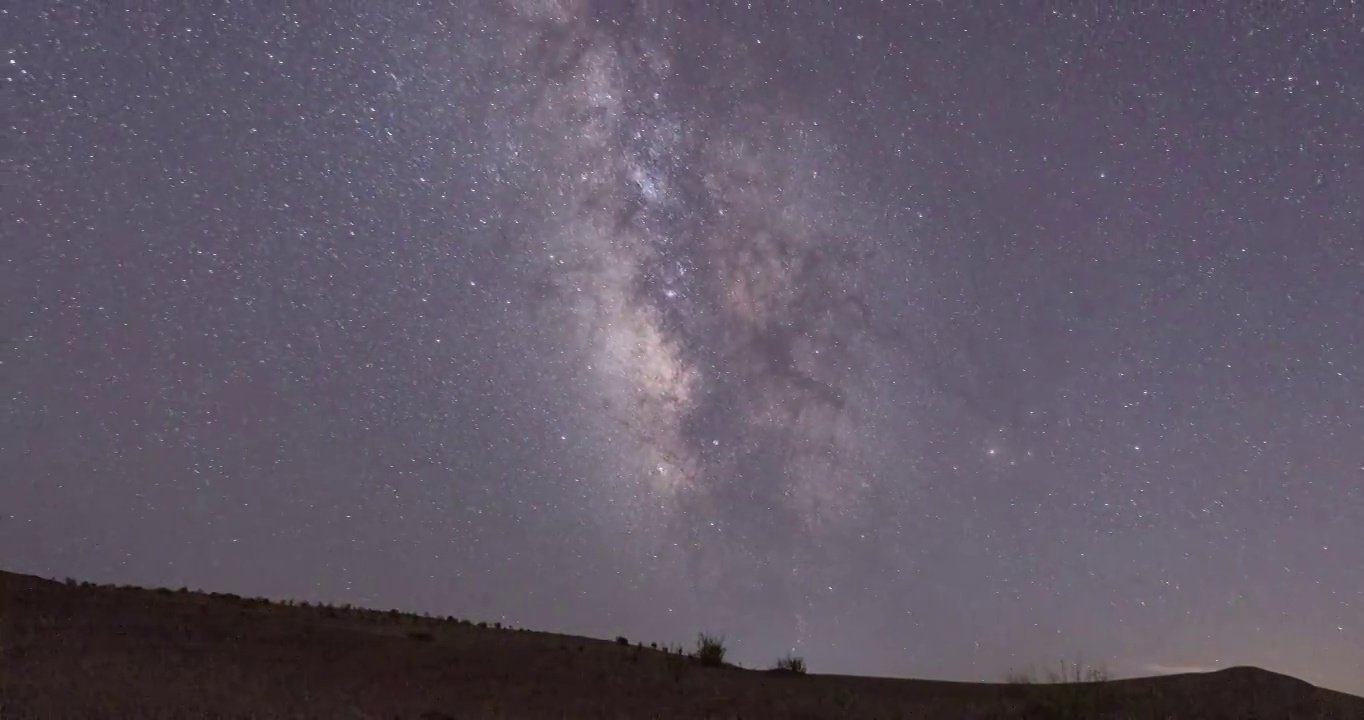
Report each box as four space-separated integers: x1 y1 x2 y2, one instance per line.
693 632 726 667
774 653 807 674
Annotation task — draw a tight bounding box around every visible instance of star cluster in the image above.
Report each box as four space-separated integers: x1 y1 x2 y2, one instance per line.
2 1 1361 694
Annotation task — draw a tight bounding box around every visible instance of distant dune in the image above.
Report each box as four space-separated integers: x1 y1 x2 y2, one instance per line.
2 570 1361 719
1140 663 1226 676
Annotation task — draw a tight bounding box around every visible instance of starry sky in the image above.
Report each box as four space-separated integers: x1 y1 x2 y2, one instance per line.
3 0 1363 695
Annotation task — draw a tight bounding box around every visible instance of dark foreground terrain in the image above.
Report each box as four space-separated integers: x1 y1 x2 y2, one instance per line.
1 570 1360 719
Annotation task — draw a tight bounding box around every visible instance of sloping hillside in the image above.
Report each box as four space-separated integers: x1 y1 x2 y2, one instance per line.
1 570 1360 719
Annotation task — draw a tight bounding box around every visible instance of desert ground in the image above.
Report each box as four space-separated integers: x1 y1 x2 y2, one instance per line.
1 569 1360 719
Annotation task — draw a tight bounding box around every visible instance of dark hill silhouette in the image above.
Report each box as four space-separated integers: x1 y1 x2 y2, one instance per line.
1 569 1360 719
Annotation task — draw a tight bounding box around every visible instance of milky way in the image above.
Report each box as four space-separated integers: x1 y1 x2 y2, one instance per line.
480 1 920 585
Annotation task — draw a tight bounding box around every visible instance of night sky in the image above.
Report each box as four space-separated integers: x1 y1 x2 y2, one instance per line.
4 1 1363 695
